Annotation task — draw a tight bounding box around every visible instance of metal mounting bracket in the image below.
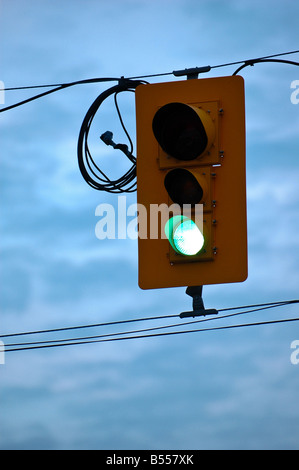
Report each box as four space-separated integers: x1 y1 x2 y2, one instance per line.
180 285 218 318
173 66 211 80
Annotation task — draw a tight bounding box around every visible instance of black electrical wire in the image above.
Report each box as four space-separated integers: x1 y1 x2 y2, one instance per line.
1 317 299 353
1 50 298 105
0 77 121 113
0 312 179 339
0 77 143 194
232 58 299 75
212 50 299 70
114 90 135 161
1 300 298 351
3 301 297 350
77 78 145 193
0 299 296 339
217 299 299 312
1 299 296 339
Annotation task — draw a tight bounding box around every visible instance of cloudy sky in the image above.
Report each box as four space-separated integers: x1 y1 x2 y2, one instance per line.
0 0 299 450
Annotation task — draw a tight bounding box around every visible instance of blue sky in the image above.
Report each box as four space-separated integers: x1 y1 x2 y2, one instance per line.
0 0 299 450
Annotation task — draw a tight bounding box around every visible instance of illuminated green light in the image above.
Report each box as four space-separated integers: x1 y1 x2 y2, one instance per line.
165 216 204 256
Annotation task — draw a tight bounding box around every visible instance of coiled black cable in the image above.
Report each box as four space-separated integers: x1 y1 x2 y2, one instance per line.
77 78 144 193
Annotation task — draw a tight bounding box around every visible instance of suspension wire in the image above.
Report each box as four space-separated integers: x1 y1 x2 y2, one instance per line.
0 313 179 339
1 300 298 350
217 299 299 312
0 77 120 113
1 299 296 338
1 50 298 101
1 316 299 353
211 49 299 70
232 58 299 75
2 301 298 350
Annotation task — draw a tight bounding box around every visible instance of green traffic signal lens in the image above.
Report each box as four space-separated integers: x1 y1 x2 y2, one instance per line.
173 219 204 255
165 216 204 256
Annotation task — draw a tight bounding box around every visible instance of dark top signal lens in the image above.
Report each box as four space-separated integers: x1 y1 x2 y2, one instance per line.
152 102 208 161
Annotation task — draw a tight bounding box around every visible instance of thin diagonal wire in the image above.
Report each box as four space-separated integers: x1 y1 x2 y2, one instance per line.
2 301 298 349
1 300 297 339
1 317 299 353
1 50 298 93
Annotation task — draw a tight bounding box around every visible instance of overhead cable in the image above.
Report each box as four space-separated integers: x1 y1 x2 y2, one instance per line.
1 316 299 353
1 300 298 354
1 50 298 113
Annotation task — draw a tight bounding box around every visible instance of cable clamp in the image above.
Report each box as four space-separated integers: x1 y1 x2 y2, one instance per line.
180 286 218 318
173 66 211 80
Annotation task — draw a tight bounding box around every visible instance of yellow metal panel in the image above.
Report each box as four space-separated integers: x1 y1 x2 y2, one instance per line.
135 75 247 290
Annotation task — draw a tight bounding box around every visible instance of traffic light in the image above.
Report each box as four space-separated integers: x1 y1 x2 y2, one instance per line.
135 75 247 290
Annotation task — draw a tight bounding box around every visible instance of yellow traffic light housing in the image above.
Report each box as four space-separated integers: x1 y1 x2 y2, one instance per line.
135 75 247 290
